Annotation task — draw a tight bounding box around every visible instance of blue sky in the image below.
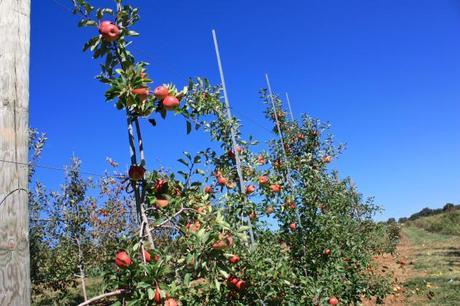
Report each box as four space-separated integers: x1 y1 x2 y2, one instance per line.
30 0 460 220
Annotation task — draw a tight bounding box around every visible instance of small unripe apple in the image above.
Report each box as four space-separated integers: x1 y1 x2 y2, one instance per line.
245 185 255 194
128 165 145 181
162 95 180 110
229 255 240 264
115 250 132 268
99 21 121 42
258 176 269 185
153 85 169 99
328 297 339 305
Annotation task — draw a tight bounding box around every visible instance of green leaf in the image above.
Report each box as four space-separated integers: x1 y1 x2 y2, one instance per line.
186 121 192 135
147 288 155 300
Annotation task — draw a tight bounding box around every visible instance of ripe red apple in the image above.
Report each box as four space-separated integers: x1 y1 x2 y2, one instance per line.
322 155 333 164
155 179 168 193
270 184 282 193
229 255 240 264
132 87 149 102
154 286 161 304
204 186 213 194
155 197 169 208
115 250 132 268
212 234 233 250
217 176 228 186
143 249 151 263
328 297 339 305
258 176 269 185
98 21 121 42
186 221 201 233
227 150 235 159
257 154 266 165
153 254 160 262
164 298 178 306
245 185 255 194
128 165 145 181
297 133 305 140
265 206 274 214
248 211 256 221
162 95 180 110
236 280 246 290
289 223 297 230
236 146 243 154
153 85 169 99
324 249 331 256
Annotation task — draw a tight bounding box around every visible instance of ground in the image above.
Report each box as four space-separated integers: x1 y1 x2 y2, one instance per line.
364 224 460 305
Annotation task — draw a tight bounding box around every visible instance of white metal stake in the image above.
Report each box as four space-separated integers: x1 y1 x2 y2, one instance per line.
265 74 303 229
285 92 295 121
212 29 255 247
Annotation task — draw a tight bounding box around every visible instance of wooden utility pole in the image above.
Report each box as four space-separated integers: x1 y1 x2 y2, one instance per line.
0 0 31 305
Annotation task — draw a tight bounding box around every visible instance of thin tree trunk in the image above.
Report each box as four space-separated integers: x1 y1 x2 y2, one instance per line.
76 237 88 301
0 0 31 305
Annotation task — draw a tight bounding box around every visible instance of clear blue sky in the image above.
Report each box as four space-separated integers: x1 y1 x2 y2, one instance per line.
30 0 460 220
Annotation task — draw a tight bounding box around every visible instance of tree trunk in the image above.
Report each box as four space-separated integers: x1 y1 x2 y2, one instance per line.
0 0 31 305
76 237 88 301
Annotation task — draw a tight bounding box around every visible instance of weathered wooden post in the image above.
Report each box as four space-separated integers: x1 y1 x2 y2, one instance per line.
0 0 31 305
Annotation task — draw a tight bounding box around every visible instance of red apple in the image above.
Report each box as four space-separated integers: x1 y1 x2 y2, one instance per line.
328 297 339 305
154 286 161 304
270 184 282 193
164 298 178 306
257 154 266 165
153 85 169 99
236 280 246 290
289 223 297 230
236 146 243 154
248 211 256 221
153 254 160 262
143 249 151 263
155 198 169 208
115 250 132 268
99 21 121 42
229 255 240 264
132 87 149 102
324 249 331 256
128 165 145 181
258 176 269 185
162 95 180 110
245 185 255 194
227 150 235 159
322 155 333 164
217 176 228 186
204 186 213 194
155 179 168 193
265 207 274 214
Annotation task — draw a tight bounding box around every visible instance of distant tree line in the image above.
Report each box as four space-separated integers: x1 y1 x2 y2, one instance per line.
390 203 460 224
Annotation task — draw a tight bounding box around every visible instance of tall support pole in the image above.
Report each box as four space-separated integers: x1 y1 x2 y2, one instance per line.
0 0 31 305
265 74 303 229
211 29 255 247
285 92 295 121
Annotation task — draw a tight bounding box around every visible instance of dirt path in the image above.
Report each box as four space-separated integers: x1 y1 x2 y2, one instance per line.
363 230 423 305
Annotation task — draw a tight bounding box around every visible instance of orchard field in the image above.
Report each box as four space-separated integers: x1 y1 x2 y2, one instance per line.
23 1 457 306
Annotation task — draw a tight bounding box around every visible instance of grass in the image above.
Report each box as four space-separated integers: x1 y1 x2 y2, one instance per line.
402 223 460 305
407 210 460 236
32 277 104 306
